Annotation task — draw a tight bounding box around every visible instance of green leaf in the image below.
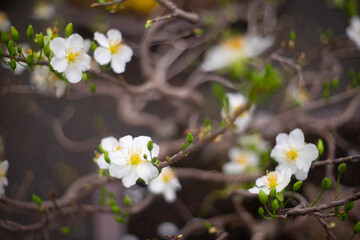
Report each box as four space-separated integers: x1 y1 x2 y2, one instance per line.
32 193 42 207
289 30 296 41
123 195 132 207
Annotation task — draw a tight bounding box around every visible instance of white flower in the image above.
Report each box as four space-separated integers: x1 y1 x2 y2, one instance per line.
0 160 9 197
96 136 123 170
148 167 181 203
221 93 254 133
222 148 259 175
346 16 360 49
271 128 318 180
289 85 309 106
30 66 67 97
201 35 273 72
33 1 56 20
237 133 270 153
94 29 133 73
0 11 11 31
249 169 291 195
108 135 159 188
50 33 91 83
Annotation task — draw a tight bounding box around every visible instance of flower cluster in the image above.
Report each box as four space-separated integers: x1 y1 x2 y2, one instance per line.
0 160 9 198
96 135 159 188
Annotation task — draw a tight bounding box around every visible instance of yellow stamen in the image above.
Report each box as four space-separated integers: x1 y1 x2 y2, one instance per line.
235 154 247 165
109 38 122 54
285 148 298 163
66 47 82 63
225 36 244 50
162 170 175 183
263 171 278 188
127 147 144 167
112 142 121 152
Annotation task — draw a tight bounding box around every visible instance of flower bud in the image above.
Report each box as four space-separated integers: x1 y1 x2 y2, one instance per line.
65 23 73 38
17 45 22 54
104 151 110 164
269 188 276 199
44 43 51 57
317 139 324 156
10 59 16 72
26 54 34 66
334 206 340 212
259 190 268 204
147 140 153 151
354 221 360 234
10 26 19 43
321 177 331 190
1 30 9 44
293 181 303 191
344 201 354 213
91 41 97 52
338 163 347 175
27 25 34 40
187 132 194 145
271 199 279 212
258 207 265 216
32 193 43 207
37 32 44 49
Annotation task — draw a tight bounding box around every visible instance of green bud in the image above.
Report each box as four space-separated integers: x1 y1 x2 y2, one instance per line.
82 72 88 81
258 207 265 216
269 188 276 199
187 132 193 145
354 221 360 234
334 206 340 212
26 54 34 66
259 190 268 205
181 142 186 150
344 201 354 213
37 32 44 48
104 151 110 163
293 181 303 191
10 60 16 72
338 163 347 175
317 139 324 156
91 41 97 52
32 193 42 207
1 30 9 44
65 23 73 38
331 77 339 88
27 25 34 40
123 195 132 207
111 205 121 214
145 20 152 29
17 45 22 54
7 40 15 53
143 154 147 159
271 199 279 212
115 216 124 224
289 30 296 41
337 212 347 221
147 140 153 151
10 26 19 43
98 144 105 153
321 177 331 190
60 226 71 235
44 43 51 57
205 221 212 230
90 83 96 93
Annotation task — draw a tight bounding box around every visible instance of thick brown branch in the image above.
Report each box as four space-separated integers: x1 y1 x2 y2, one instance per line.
154 0 200 24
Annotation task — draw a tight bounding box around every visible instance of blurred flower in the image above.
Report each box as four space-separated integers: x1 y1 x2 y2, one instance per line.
271 128 318 180
222 148 259 175
94 29 133 73
30 65 67 97
107 135 159 187
201 35 273 72
249 169 291 195
148 166 181 203
221 93 254 133
0 160 9 197
50 33 91 83
346 16 360 49
157 222 179 239
0 11 11 31
33 1 56 20
237 133 270 153
289 85 309 106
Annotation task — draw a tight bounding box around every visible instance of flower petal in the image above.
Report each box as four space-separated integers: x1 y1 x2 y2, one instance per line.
294 169 308 180
111 54 126 73
66 33 84 50
288 128 305 147
135 162 159 184
77 53 91 71
122 170 139 187
109 151 127 165
107 29 122 42
65 65 82 83
119 45 133 62
50 56 68 73
148 178 166 194
109 164 131 179
101 136 118 152
164 188 176 203
50 37 66 57
299 144 319 162
94 32 110 48
119 135 133 150
275 133 288 145
94 47 112 65
97 154 110 169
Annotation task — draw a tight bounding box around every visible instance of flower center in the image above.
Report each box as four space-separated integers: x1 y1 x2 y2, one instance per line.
263 171 278 189
112 142 121 152
109 38 122 54
127 148 144 166
66 47 82 63
225 37 244 50
285 148 298 163
235 154 247 165
162 170 175 183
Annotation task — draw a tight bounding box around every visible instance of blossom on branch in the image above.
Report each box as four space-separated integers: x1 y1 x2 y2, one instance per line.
148 166 181 203
221 93 254 132
0 11 11 31
270 128 318 180
49 33 91 83
0 160 9 197
201 35 273 72
30 66 67 98
222 148 259 175
249 169 291 195
346 16 360 49
94 29 133 74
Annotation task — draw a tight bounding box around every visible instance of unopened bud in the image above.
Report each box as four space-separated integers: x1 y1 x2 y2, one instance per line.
344 201 354 213
258 207 265 216
1 30 9 44
321 177 331 190
271 199 279 212
259 190 268 205
269 188 276 199
293 181 303 191
65 23 73 38
27 25 34 40
317 139 324 156
147 140 153 151
26 54 34 66
37 32 44 49
10 26 19 43
354 221 360 234
338 163 347 175
10 60 16 72
44 43 51 57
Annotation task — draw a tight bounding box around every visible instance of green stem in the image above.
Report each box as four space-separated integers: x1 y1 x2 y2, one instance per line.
335 174 341 199
261 215 273 220
36 49 43 64
263 204 274 218
311 189 325 207
284 191 294 206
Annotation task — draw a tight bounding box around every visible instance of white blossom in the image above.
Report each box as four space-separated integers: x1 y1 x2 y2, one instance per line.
201 35 273 72
271 128 318 180
33 1 56 20
249 169 291 195
148 167 181 203
30 66 67 97
0 11 11 31
50 33 91 83
222 148 259 175
221 93 254 133
107 135 159 188
94 29 133 74
237 133 270 153
0 160 9 197
346 16 360 49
